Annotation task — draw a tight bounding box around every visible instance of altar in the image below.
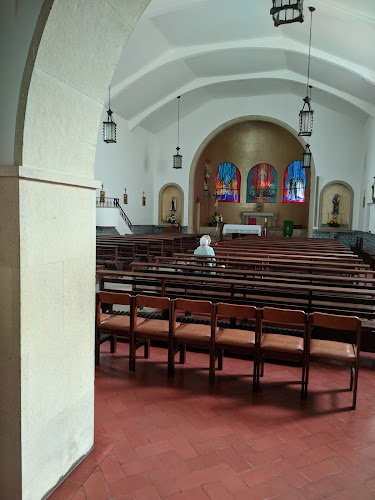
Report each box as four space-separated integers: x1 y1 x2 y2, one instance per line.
241 212 275 226
222 224 262 236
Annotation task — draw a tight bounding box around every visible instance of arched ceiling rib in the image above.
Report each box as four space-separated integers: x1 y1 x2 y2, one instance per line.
110 0 375 133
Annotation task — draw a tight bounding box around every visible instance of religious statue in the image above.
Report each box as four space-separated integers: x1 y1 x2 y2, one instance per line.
204 166 210 193
372 177 375 204
332 193 340 214
171 196 176 213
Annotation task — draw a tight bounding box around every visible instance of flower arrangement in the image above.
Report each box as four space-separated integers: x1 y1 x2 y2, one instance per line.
328 215 340 227
166 213 181 227
212 212 223 224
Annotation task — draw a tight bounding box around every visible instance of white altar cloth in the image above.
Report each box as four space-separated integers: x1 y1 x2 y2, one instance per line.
222 224 262 236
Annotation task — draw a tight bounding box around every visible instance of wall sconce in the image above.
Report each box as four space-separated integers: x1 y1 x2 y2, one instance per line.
142 192 146 206
123 188 128 204
99 183 105 204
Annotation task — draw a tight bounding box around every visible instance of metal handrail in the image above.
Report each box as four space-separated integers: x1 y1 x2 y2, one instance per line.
96 197 133 232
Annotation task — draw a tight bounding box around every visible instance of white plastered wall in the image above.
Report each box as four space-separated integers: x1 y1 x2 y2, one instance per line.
0 0 151 498
95 113 156 226
149 95 366 231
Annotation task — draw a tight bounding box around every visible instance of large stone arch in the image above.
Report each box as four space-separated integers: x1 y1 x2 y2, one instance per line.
188 115 316 236
1 1 150 498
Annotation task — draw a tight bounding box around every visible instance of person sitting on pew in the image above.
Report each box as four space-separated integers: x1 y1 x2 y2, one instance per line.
194 235 216 269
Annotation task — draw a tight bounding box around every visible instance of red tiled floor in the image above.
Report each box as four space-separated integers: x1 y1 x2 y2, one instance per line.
53 343 375 499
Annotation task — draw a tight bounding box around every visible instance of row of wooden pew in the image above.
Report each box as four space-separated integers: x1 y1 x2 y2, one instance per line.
96 292 361 409
96 233 199 270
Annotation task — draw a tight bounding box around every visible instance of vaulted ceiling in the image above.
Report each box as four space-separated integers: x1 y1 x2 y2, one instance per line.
110 0 375 133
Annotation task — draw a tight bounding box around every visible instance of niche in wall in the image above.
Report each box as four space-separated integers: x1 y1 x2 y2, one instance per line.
159 184 184 225
318 181 353 230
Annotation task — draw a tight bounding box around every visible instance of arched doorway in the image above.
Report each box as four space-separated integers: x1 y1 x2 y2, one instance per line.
2 1 151 498
190 118 314 235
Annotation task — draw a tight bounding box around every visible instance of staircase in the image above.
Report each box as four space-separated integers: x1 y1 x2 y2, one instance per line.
96 197 133 234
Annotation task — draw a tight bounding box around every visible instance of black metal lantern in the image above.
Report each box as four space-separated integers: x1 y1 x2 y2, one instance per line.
299 90 313 136
173 96 182 169
103 87 117 143
303 143 312 168
270 0 304 27
298 7 315 137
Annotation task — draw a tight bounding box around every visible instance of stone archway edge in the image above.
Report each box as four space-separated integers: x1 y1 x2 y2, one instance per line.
0 165 101 190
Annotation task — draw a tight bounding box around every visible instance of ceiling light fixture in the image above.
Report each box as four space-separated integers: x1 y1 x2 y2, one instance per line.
270 0 304 27
299 7 315 137
173 96 182 169
103 86 117 144
303 143 312 168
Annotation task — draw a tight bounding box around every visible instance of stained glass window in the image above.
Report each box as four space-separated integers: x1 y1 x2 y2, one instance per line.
283 160 306 203
247 164 277 203
215 163 240 202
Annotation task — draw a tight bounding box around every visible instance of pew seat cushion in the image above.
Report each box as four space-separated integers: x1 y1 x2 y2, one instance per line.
99 313 111 324
100 315 145 332
310 339 355 361
174 324 213 342
262 333 304 354
135 319 180 337
216 328 255 347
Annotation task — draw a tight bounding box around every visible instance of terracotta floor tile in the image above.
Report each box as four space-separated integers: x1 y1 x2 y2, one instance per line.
167 486 210 499
273 458 311 488
121 456 162 477
108 473 152 498
67 459 99 485
83 470 110 500
70 487 86 500
248 434 284 452
185 451 222 472
300 459 341 482
239 464 281 487
202 480 234 499
113 438 139 464
48 481 81 500
148 467 181 497
100 454 126 483
217 447 251 473
56 346 375 500
298 476 344 500
89 443 117 464
170 436 199 460
243 448 282 468
135 440 174 459
133 485 161 499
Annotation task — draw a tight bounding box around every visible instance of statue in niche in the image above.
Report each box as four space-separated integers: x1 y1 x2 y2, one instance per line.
171 196 176 213
204 166 210 193
372 177 375 204
332 193 340 214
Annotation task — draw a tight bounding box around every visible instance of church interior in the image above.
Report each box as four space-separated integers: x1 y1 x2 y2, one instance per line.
2 1 375 498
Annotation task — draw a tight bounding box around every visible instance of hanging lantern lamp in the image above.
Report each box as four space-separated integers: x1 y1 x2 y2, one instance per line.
173 96 182 169
103 86 117 143
270 0 304 27
299 7 315 137
303 143 312 168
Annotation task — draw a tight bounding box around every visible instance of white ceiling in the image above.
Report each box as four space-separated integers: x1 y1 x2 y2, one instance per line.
110 0 375 133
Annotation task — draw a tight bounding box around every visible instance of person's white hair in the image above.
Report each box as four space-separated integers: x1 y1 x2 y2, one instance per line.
200 236 209 246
